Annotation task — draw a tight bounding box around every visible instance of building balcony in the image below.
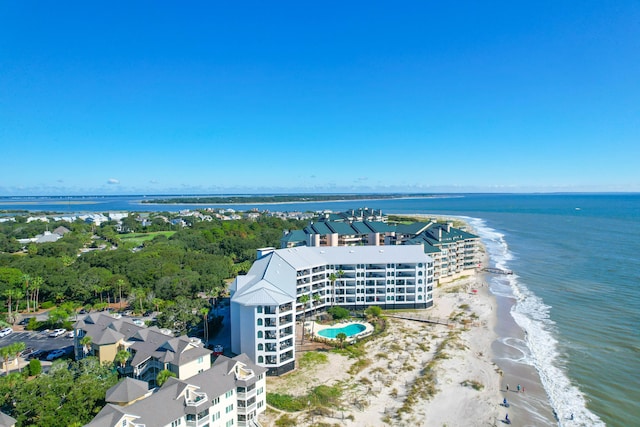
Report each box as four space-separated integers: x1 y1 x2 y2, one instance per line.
185 391 208 408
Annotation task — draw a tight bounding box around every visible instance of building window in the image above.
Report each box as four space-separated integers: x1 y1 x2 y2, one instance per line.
257 331 263 338
258 356 264 363
258 344 263 351
225 403 234 413
198 356 203 363
257 318 263 326
225 390 234 398
212 396 220 405
257 306 262 313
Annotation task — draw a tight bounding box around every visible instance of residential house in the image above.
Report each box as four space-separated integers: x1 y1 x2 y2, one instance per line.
74 313 211 387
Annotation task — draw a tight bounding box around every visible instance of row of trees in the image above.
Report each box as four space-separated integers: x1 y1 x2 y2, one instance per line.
0 213 306 324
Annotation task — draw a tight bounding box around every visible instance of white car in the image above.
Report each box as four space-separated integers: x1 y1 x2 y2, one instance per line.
0 327 12 338
46 349 65 361
66 330 76 338
49 328 67 337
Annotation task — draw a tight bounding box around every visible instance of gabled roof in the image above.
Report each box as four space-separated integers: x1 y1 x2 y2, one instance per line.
281 229 307 243
395 222 432 235
86 354 264 427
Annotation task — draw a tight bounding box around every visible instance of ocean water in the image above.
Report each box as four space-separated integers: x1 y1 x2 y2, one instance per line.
2 193 638 425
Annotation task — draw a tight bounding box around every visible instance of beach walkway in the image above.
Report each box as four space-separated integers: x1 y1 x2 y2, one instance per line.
386 313 451 326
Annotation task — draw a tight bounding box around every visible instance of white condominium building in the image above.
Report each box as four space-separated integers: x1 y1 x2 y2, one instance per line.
230 245 433 375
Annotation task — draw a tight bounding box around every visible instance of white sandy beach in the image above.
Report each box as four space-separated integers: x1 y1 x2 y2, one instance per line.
264 266 514 426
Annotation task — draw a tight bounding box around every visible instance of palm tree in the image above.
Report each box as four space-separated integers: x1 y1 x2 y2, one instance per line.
0 346 10 375
13 289 24 317
200 307 210 346
80 335 93 357
3 288 16 324
21 274 31 313
31 276 43 312
117 279 125 310
328 273 337 307
114 349 130 370
9 341 25 370
336 332 347 348
299 294 311 344
156 369 176 386
330 270 344 307
312 293 322 314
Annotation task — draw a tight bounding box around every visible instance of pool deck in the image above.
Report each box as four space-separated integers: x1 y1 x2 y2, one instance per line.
307 320 374 342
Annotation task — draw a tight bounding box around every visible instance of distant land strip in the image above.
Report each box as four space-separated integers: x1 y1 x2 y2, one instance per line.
141 194 437 204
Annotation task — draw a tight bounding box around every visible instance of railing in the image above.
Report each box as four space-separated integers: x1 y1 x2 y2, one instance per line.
185 392 208 407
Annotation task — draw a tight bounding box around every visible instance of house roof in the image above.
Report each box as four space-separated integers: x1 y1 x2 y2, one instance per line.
105 377 150 404
86 355 265 427
0 411 16 427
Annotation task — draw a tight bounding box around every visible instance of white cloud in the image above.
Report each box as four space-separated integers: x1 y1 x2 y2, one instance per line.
107 178 120 185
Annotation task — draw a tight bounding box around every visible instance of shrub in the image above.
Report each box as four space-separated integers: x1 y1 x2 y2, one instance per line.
25 317 40 331
40 301 55 310
327 306 350 320
266 393 307 412
28 359 42 376
364 305 382 318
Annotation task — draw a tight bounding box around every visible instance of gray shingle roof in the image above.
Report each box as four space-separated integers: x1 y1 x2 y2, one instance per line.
105 377 150 404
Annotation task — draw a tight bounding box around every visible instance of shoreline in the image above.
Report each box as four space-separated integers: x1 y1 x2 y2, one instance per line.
263 215 556 426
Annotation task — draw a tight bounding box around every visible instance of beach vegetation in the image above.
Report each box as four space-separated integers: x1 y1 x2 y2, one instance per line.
266 393 308 412
347 357 371 375
460 379 484 391
299 351 329 368
274 414 297 427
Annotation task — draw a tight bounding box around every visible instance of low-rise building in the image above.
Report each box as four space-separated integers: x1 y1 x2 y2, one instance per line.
74 313 211 386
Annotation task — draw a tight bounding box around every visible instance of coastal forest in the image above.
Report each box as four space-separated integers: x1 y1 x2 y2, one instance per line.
0 213 307 323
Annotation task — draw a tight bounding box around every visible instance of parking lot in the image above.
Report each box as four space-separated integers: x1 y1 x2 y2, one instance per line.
0 329 75 359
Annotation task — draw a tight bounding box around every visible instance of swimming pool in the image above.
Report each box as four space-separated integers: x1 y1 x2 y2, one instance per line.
317 323 366 339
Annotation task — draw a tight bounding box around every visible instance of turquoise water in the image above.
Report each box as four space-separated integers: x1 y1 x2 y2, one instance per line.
317 323 366 339
4 193 639 426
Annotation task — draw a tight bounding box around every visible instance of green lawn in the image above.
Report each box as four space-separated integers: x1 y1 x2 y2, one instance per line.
119 231 176 245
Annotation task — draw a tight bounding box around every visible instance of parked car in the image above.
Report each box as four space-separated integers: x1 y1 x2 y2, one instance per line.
143 310 154 317
20 347 36 358
66 330 76 338
46 349 65 361
132 319 145 327
18 317 33 326
0 327 13 338
27 349 44 360
49 328 67 338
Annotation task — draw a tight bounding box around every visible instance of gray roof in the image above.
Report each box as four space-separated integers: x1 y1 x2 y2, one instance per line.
105 377 150 404
85 354 266 427
0 412 16 427
76 313 211 369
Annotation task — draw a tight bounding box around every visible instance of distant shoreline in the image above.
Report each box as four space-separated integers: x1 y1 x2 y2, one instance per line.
139 194 450 205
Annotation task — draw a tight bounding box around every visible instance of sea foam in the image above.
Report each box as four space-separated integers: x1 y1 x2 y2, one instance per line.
463 216 605 427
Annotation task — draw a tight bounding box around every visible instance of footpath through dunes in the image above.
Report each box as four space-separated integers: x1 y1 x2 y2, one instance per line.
264 272 523 427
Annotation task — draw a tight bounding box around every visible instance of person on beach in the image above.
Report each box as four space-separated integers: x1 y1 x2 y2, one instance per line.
506 384 509 391
517 384 521 392
503 398 508 407
505 413 510 424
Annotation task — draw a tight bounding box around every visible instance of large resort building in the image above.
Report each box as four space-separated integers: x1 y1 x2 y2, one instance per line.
280 209 480 283
230 245 434 375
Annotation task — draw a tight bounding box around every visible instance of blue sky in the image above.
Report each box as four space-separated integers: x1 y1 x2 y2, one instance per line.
1 1 639 195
